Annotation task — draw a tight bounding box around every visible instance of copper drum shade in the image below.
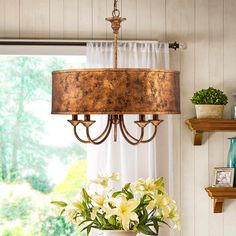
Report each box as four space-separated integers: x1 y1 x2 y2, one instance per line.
52 68 180 115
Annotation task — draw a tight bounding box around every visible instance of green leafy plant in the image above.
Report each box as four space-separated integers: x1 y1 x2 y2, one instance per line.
191 87 228 105
52 173 180 235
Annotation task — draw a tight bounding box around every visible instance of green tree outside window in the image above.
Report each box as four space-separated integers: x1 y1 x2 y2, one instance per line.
0 56 87 236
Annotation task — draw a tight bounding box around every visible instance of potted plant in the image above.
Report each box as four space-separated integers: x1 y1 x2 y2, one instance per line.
191 87 228 119
52 173 180 236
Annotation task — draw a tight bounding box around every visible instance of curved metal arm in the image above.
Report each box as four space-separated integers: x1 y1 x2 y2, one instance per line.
86 118 113 145
73 115 112 144
73 126 90 143
119 116 144 145
119 115 158 143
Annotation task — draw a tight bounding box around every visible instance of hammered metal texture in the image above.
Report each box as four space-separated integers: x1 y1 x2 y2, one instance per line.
52 68 180 115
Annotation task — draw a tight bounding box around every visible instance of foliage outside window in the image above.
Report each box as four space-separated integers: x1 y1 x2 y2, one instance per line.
0 56 87 236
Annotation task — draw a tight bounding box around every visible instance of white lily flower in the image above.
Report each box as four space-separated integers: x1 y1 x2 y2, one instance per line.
92 192 108 208
91 172 120 188
109 196 140 231
66 208 77 220
109 172 120 181
92 175 110 188
65 205 79 223
171 213 181 231
102 204 118 219
72 200 84 212
134 177 166 196
91 206 99 220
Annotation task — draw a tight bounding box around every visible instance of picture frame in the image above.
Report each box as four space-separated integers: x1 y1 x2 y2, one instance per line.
212 167 234 187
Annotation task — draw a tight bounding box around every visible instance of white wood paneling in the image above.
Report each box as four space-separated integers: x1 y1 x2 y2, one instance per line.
50 0 63 38
19 0 35 38
1 0 236 235
150 0 165 41
0 0 5 37
179 0 195 235
0 0 19 38
166 1 181 236
35 0 50 38
224 0 236 116
208 1 225 235
121 0 137 39
63 0 78 38
106 0 114 39
224 1 236 234
20 0 50 38
155 7 170 236
92 0 107 39
194 1 209 236
137 0 151 40
4 0 19 38
166 0 181 70
78 0 92 39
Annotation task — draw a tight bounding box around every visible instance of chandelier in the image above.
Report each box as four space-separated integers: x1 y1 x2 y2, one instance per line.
51 0 180 145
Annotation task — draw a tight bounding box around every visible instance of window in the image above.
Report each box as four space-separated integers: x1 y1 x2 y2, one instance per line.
0 55 87 236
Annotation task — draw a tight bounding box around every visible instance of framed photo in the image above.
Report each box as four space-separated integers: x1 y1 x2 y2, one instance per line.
212 167 234 187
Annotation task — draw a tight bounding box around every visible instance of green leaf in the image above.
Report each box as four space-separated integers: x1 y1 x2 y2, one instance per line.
81 221 93 233
112 191 122 198
51 201 68 207
155 177 164 186
82 188 90 203
78 219 92 227
60 208 66 216
87 224 92 235
97 213 108 227
124 190 134 200
108 216 116 225
153 219 160 234
108 202 116 209
140 208 149 224
158 219 170 228
123 183 131 190
137 225 156 235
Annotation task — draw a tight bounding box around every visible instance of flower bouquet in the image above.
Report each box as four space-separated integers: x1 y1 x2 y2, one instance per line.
52 173 180 235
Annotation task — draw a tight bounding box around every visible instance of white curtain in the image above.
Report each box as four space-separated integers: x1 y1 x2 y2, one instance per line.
86 41 170 187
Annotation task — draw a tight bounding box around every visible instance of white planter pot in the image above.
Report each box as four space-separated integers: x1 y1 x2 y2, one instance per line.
195 104 224 119
102 230 137 236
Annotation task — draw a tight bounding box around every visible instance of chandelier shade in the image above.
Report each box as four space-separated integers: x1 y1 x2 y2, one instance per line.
52 68 180 115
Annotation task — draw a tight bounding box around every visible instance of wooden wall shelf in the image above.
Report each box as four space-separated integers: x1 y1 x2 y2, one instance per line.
205 187 236 213
185 118 236 145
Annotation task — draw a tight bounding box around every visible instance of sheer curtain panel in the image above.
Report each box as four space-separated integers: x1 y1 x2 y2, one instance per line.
86 41 170 185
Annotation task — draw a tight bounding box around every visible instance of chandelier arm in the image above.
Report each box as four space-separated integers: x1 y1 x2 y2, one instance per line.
120 118 144 145
114 123 118 142
73 115 111 143
86 118 113 145
73 126 90 144
92 115 111 141
120 115 158 143
119 116 139 141
141 126 158 143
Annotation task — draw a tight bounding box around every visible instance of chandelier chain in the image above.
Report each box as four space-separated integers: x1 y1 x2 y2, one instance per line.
114 0 118 10
112 0 120 17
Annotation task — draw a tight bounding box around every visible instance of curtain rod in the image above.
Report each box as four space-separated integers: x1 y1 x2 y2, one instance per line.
0 39 184 50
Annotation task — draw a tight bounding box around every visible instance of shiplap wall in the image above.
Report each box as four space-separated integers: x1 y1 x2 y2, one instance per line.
1 0 236 236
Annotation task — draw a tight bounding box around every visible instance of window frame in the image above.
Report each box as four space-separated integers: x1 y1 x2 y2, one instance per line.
0 45 86 56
